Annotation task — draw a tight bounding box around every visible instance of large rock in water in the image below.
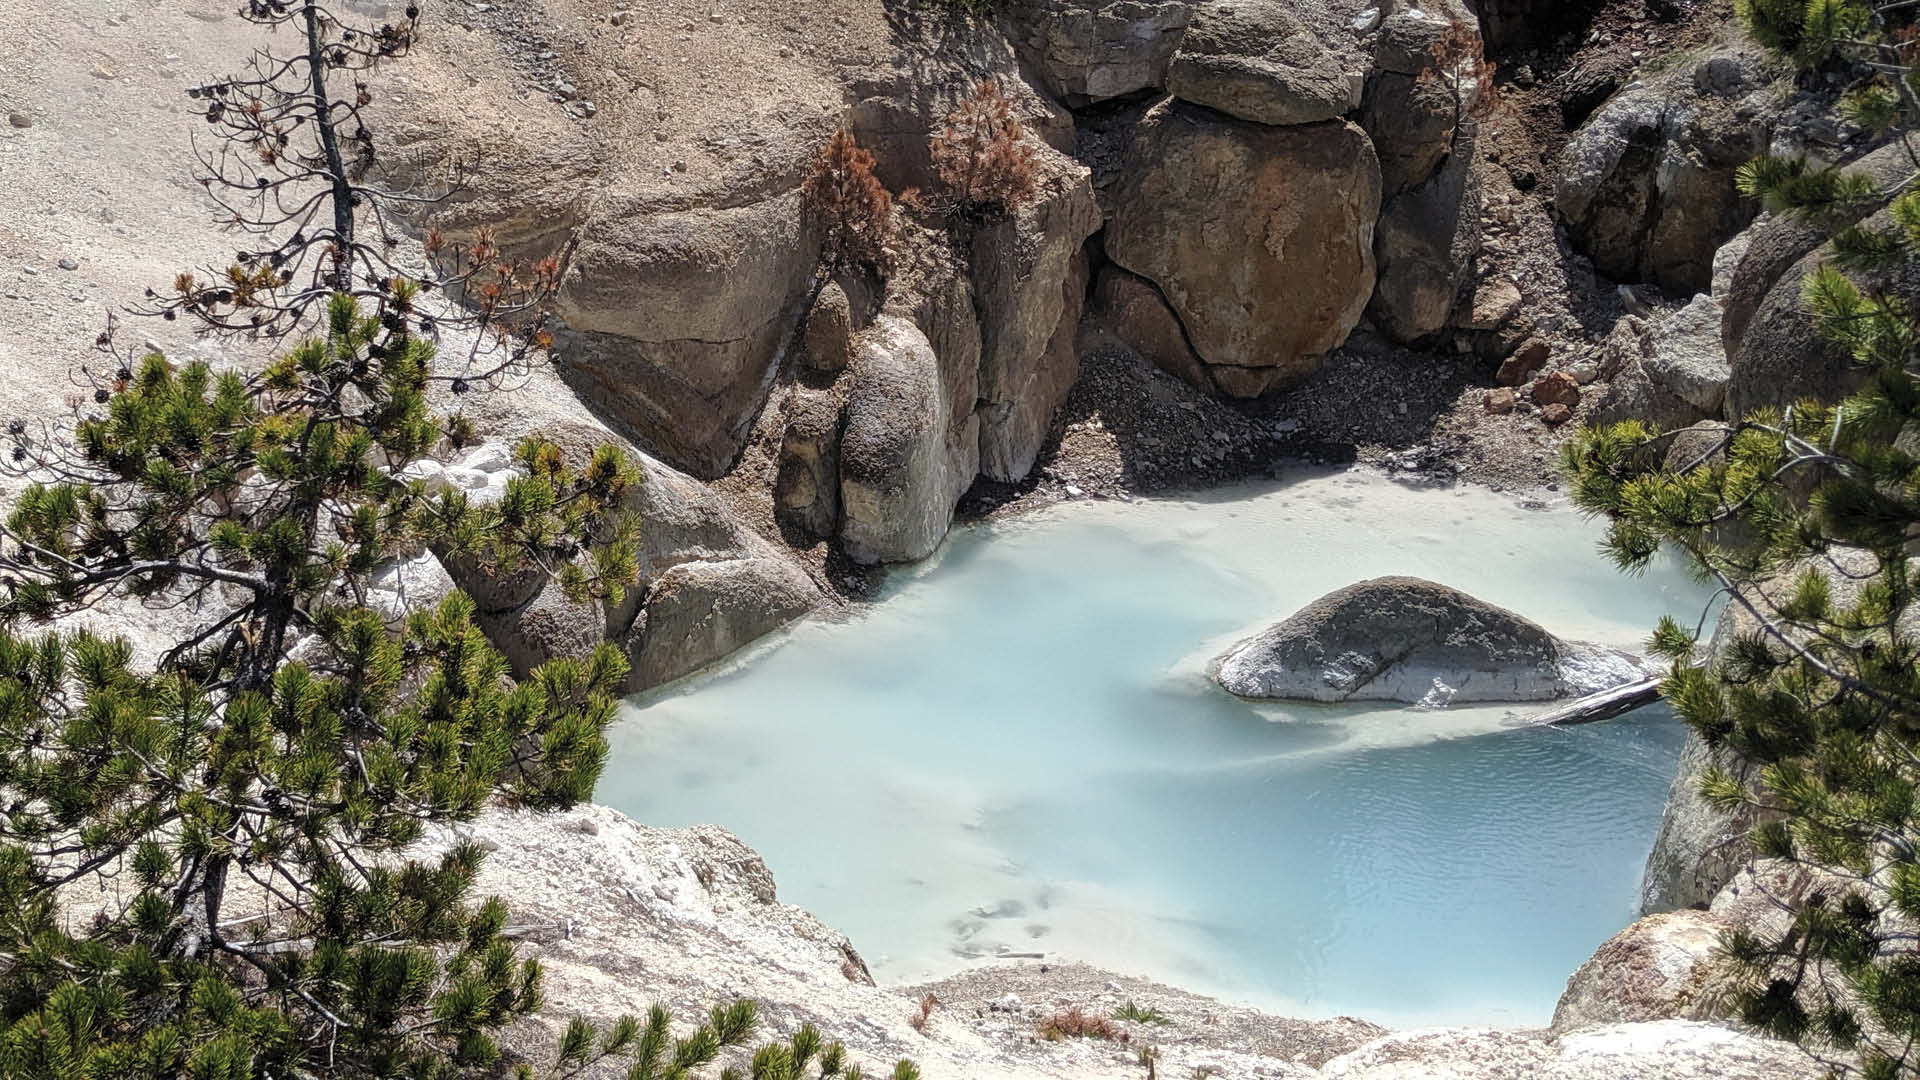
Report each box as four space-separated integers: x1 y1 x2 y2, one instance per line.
1107 100 1381 396
1212 577 1646 704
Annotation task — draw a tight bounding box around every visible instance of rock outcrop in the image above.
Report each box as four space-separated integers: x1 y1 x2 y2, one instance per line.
838 316 978 565
1318 1021 1804 1079
1212 576 1648 704
1552 910 1728 1032
1107 101 1382 396
1554 44 1775 295
1639 548 1920 913
1590 295 1732 429
1721 139 1920 419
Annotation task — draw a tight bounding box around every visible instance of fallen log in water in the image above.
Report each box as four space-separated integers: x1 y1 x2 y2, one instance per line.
1523 677 1663 727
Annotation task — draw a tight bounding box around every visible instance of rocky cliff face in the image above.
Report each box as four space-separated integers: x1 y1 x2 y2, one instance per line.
459 801 1810 1080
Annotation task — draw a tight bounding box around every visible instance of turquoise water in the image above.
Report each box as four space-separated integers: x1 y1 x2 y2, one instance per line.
600 470 1708 1027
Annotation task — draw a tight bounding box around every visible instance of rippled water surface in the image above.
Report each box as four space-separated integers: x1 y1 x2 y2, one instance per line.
600 470 1708 1027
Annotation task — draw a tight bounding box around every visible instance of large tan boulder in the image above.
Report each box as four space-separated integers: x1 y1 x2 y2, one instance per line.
1107 100 1381 394
1552 910 1728 1032
554 191 820 478
838 316 980 565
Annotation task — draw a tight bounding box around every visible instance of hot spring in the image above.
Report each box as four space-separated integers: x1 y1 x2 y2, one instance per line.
598 468 1710 1028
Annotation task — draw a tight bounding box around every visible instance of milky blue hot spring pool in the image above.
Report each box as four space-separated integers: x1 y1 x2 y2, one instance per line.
598 469 1709 1027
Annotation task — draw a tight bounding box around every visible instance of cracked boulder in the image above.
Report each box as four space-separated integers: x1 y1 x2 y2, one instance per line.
1107 100 1381 394
1211 576 1649 704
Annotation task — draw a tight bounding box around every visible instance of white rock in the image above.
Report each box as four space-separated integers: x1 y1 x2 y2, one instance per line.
459 442 515 473
365 551 456 627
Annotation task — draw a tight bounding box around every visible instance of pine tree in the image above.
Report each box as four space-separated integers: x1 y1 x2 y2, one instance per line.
0 4 913 1077
1564 86 1920 1076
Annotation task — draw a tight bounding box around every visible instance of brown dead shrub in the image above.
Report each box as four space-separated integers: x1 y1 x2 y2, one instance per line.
1038 1008 1128 1042
929 79 1038 216
804 128 893 271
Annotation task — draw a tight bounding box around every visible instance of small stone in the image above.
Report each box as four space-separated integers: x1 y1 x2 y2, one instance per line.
6 112 29 128
1541 402 1573 425
89 64 116 79
671 159 687 172
608 9 631 23
57 257 78 271
1497 340 1551 386
1065 484 1084 498
1531 370 1582 409
1570 361 1600 385
1483 387 1516 414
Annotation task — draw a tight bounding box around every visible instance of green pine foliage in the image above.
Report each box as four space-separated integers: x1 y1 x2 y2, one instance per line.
0 2 914 1078
1736 0 1872 66
1565 117 1920 1073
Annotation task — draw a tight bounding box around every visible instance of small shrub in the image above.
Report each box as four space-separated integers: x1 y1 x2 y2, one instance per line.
1419 18 1496 126
930 79 1038 217
1038 1008 1128 1042
804 128 893 271
908 992 938 1032
1114 1000 1172 1025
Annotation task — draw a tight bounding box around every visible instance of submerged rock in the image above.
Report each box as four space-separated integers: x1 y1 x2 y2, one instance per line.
1212 576 1647 704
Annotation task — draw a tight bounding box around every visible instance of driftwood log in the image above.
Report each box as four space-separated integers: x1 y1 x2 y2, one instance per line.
1523 677 1663 727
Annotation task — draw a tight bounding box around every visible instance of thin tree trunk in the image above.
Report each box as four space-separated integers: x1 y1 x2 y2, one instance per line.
303 0 355 293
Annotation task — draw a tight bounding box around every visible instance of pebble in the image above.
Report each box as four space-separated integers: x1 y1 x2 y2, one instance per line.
7 113 29 128
57 257 78 271
1065 484 1084 498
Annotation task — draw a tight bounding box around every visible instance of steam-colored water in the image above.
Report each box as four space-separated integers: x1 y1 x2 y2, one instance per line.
599 469 1710 1027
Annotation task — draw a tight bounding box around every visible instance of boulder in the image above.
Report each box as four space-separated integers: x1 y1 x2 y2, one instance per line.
1646 294 1732 416
1552 910 1728 1032
1319 1020 1807 1079
1005 0 1195 105
773 388 843 541
365 551 457 629
1554 46 1772 295
1211 576 1649 704
1107 101 1381 390
1165 0 1363 126
970 161 1100 481
554 189 819 478
839 316 978 565
1464 278 1523 332
1368 126 1481 343
1497 340 1550 386
629 556 819 688
1541 402 1573 425
441 429 822 691
1484 387 1516 413
802 281 854 377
